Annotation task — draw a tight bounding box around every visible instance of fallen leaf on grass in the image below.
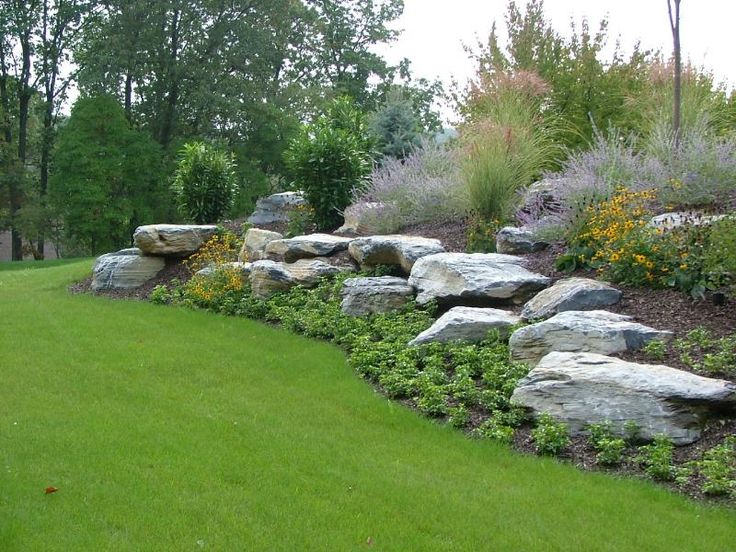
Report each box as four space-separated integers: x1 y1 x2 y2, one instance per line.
44 487 59 494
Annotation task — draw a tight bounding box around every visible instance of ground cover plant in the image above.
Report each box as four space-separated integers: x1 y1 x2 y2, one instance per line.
3 260 736 550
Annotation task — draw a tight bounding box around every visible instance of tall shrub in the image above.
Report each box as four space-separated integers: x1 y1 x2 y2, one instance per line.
49 95 166 255
171 142 238 224
369 89 422 159
284 97 373 230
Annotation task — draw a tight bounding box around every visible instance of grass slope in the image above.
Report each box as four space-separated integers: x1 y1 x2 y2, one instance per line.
1 260 734 551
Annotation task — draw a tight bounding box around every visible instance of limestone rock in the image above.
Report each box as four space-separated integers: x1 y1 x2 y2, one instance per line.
409 307 521 346
196 262 252 284
495 226 548 254
91 248 165 291
348 235 445 274
521 277 622 320
408 252 550 306
509 310 672 366
336 202 399 236
265 233 353 262
133 224 217 256
511 351 736 445
340 276 415 316
247 191 306 225
649 211 726 232
239 228 283 262
250 258 348 299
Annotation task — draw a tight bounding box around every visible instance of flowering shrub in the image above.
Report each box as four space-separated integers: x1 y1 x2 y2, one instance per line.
184 231 241 273
182 267 245 310
558 187 720 297
466 217 501 253
354 138 465 232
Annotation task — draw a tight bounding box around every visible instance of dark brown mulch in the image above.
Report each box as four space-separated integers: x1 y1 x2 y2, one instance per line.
398 218 469 252
512 418 736 505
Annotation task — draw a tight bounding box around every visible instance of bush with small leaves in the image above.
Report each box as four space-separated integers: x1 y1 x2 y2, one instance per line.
531 413 570 456
587 421 627 466
637 435 676 481
696 437 736 496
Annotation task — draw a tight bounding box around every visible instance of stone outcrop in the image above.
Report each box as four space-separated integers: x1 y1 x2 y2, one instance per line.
133 224 217 256
247 192 306 225
239 228 283 262
408 307 521 346
649 211 726 232
250 258 348 299
348 235 445 273
509 310 672 366
91 248 165 291
495 226 548 255
265 233 353 262
511 351 736 445
408 252 550 306
521 277 622 320
336 202 398 236
340 276 415 316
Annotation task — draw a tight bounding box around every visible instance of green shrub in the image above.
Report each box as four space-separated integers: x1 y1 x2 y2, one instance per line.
637 435 675 481
696 437 736 496
642 340 667 361
171 142 238 224
531 413 570 456
703 217 736 293
284 97 373 231
587 421 626 466
369 89 422 160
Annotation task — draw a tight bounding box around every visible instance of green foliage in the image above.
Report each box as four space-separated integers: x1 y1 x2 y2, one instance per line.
49 95 167 255
370 89 422 159
284 97 373 230
587 421 626 466
531 413 570 456
694 437 736 496
637 435 676 481
702 217 736 294
671 327 736 378
171 142 238 224
460 71 559 224
642 340 666 361
466 218 501 253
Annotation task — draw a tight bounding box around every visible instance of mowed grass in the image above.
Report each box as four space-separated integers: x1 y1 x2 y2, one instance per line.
1 261 734 551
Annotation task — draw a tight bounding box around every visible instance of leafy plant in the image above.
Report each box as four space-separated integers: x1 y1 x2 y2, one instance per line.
284 97 373 231
637 435 676 481
531 413 570 456
587 421 626 466
171 142 238 224
184 231 242 274
369 89 422 159
696 437 736 496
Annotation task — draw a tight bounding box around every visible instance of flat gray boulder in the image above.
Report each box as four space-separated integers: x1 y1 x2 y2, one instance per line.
239 228 283 262
521 277 622 320
265 233 353 262
247 191 306 225
409 307 521 346
250 258 349 299
409 252 550 306
509 310 672 366
340 276 415 316
511 351 736 445
348 235 445 274
495 226 548 255
91 248 165 291
133 224 217 256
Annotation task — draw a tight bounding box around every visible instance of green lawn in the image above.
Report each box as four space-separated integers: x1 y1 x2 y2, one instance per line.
1 260 735 551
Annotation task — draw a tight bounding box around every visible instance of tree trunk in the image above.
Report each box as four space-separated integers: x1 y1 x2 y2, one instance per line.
668 0 682 145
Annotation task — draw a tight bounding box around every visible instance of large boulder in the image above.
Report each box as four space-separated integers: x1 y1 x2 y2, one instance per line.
195 262 252 284
336 202 399 236
409 307 521 346
133 224 217 256
408 252 550 307
495 226 548 255
91 248 165 291
239 228 283 262
348 235 445 273
340 276 415 316
521 277 622 321
511 351 736 445
250 258 349 299
247 192 306 225
509 310 672 366
265 233 353 262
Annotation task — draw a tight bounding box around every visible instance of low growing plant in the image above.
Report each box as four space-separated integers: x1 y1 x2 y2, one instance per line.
637 435 676 481
531 413 570 456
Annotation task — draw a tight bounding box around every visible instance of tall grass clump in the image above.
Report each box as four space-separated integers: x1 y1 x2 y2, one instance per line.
352 138 464 233
460 71 559 224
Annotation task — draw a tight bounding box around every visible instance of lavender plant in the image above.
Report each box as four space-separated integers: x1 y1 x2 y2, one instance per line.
352 138 466 233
